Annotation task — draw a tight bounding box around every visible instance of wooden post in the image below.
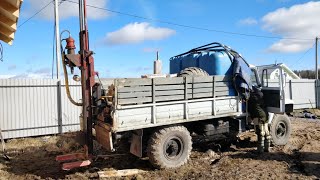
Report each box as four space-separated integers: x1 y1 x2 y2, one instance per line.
184 77 188 120
152 78 156 124
212 76 216 116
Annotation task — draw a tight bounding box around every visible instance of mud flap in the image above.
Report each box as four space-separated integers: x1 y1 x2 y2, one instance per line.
130 129 143 157
95 121 114 152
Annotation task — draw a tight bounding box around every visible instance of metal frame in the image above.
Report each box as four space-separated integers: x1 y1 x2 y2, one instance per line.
171 42 250 66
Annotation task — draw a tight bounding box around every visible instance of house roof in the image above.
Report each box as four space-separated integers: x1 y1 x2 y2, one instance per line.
0 0 23 45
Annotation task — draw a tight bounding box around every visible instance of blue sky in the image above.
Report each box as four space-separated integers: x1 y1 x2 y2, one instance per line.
0 0 319 78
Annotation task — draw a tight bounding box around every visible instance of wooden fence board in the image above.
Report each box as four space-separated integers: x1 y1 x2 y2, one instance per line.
154 77 184 85
155 95 186 102
118 97 152 104
155 84 192 91
192 87 213 93
118 91 152 99
193 76 213 83
117 78 151 86
193 83 212 88
118 86 151 93
154 90 186 96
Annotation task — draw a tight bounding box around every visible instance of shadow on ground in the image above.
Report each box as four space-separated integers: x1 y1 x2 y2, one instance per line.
229 150 320 178
0 135 153 179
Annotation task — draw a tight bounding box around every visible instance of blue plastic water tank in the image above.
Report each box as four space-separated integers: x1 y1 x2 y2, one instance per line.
169 50 235 96
170 51 233 76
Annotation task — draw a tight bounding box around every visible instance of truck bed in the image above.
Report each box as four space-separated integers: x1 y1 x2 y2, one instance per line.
107 75 242 132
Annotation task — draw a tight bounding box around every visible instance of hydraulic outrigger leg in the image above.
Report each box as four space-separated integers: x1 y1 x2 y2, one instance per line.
55 0 95 170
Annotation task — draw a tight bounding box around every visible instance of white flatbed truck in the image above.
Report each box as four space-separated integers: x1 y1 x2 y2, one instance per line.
92 63 292 169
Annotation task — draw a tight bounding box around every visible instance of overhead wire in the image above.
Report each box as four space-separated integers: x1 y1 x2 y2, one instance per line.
18 1 54 28
64 0 313 41
16 0 314 49
295 42 316 67
0 42 3 62
16 0 317 74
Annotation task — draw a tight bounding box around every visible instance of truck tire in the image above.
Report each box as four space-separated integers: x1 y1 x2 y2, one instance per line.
270 114 291 146
178 67 209 77
147 126 192 169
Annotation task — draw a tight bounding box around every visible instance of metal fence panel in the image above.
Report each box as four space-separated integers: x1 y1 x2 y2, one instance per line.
0 79 82 139
290 79 316 109
60 80 82 133
266 79 316 109
0 78 318 139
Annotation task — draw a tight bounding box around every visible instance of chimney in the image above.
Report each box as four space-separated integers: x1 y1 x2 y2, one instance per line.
154 51 162 74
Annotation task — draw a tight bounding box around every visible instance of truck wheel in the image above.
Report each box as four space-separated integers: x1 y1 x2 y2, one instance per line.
270 114 291 146
147 126 192 169
178 67 209 77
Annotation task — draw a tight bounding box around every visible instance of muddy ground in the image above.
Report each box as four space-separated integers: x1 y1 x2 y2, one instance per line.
0 117 319 180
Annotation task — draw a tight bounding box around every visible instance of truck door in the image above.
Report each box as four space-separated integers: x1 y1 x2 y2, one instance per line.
260 66 285 114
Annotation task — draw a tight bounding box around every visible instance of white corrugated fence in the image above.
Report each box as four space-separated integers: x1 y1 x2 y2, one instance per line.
0 79 82 139
0 78 318 139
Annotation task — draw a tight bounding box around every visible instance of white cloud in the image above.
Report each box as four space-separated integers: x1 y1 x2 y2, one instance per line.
23 0 109 20
0 75 16 79
0 73 52 79
142 47 162 53
0 67 53 79
262 1 319 53
104 22 176 45
238 17 258 26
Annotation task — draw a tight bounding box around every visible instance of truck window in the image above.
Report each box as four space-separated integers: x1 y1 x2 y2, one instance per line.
261 68 280 87
250 69 259 87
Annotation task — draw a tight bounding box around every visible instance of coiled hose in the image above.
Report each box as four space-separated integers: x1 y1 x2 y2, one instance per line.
59 33 83 107
61 54 83 106
59 30 83 106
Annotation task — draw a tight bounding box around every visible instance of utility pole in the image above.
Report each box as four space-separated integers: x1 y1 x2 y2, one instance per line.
316 37 318 79
54 0 61 79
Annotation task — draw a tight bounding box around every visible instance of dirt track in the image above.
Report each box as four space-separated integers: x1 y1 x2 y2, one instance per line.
0 117 319 179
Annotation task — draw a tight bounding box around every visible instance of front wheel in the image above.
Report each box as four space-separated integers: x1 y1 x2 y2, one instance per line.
270 114 291 146
147 126 192 169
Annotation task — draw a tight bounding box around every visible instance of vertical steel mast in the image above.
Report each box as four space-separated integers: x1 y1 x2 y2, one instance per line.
78 0 94 154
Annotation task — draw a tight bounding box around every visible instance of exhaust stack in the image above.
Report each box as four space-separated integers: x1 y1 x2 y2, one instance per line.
154 51 162 75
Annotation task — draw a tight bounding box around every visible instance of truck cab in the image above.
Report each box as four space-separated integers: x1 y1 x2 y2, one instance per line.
250 64 294 115
249 64 292 146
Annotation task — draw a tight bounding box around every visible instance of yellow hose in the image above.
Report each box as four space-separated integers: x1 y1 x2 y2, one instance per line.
62 53 83 106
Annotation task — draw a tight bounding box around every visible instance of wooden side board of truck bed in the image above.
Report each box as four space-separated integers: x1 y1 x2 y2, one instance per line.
107 75 242 132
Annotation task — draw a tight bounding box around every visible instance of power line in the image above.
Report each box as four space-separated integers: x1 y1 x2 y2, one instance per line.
0 42 3 62
18 1 53 28
296 43 316 65
64 0 312 41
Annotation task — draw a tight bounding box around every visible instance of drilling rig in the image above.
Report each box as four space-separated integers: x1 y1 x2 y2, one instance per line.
55 0 95 170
